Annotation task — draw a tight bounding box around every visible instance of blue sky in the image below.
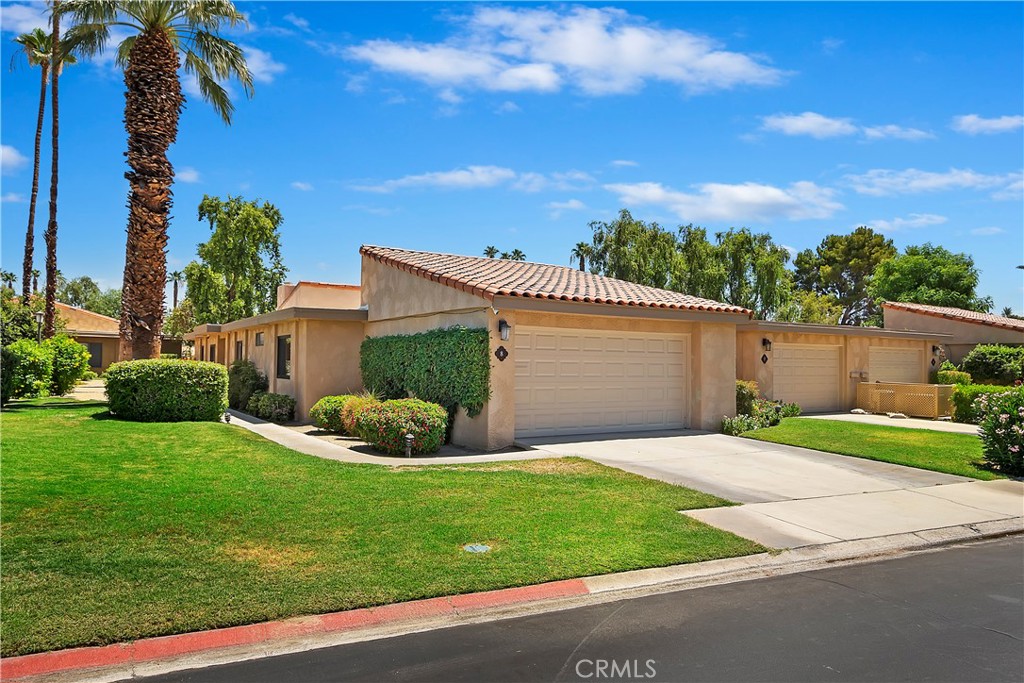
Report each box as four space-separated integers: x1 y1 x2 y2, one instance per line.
1 2 1022 312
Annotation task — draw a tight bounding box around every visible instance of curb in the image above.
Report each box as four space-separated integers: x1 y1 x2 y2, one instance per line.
3 518 1021 683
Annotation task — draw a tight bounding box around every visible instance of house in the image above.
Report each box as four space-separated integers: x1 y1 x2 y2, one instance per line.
883 302 1024 364
187 246 948 450
56 302 183 371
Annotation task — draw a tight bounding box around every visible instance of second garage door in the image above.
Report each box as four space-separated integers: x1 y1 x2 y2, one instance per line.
869 347 923 383
773 343 842 413
514 327 689 438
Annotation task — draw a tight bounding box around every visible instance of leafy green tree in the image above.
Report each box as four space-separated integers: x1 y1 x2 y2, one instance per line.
794 227 896 325
671 225 724 300
868 243 993 314
57 275 101 307
164 298 196 338
0 287 63 345
84 288 122 318
184 195 287 324
588 209 677 289
714 228 793 320
569 242 593 271
777 290 844 325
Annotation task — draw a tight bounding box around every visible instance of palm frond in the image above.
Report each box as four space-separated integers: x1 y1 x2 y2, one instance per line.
191 30 252 96
183 50 233 123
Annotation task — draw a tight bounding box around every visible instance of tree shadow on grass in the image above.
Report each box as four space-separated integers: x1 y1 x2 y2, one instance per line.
2 399 108 413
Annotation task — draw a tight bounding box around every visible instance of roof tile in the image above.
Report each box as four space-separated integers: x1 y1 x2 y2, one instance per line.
883 301 1024 332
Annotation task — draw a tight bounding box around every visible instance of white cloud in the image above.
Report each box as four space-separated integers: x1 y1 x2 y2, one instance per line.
611 159 638 167
291 181 314 191
762 112 858 139
243 46 286 84
820 37 844 54
864 213 947 233
1 192 26 203
1 144 28 174
546 198 586 218
345 75 368 94
495 100 521 114
177 167 200 183
438 88 463 105
861 124 933 141
0 3 48 35
282 13 311 32
970 226 1005 236
845 167 1020 196
992 177 1024 201
951 114 1024 135
604 179 842 222
354 165 594 193
347 6 785 99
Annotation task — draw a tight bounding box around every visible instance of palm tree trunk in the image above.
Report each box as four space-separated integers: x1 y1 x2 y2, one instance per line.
43 3 60 338
118 29 183 360
172 279 178 309
22 62 47 302
579 255 585 271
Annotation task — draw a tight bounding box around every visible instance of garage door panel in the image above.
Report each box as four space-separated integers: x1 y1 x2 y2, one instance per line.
869 348 922 383
773 344 841 413
515 327 690 438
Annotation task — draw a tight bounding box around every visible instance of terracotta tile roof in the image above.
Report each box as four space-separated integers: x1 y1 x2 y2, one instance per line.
883 301 1024 332
360 245 751 315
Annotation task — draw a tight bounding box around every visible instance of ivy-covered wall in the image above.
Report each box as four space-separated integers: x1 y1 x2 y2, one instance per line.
360 326 491 417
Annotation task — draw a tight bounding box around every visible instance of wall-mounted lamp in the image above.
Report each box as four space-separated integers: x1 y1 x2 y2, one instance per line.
498 319 511 341
932 345 942 356
761 338 772 352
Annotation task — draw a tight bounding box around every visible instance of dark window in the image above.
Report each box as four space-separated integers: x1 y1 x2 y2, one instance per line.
276 335 291 379
255 332 265 346
199 345 205 361
209 344 216 363
235 341 243 360
85 342 103 368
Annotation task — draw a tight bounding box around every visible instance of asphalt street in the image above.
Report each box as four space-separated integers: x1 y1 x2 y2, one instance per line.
134 536 1024 683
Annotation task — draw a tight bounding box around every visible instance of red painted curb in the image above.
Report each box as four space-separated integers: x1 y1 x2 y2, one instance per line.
0 579 589 680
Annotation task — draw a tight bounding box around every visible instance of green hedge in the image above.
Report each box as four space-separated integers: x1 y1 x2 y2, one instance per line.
961 345 1024 385
5 339 54 399
360 327 490 417
354 398 448 455
1 347 15 407
228 359 268 410
736 380 759 415
246 391 296 423
106 360 227 422
936 369 972 385
951 384 1013 424
309 394 357 433
44 335 91 396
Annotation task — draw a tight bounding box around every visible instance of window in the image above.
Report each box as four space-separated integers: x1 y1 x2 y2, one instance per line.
276 335 291 379
85 342 103 368
235 341 243 360
199 345 205 361
209 344 216 363
255 332 265 346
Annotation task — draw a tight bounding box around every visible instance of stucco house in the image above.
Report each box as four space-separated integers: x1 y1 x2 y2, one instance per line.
56 302 182 371
187 246 948 450
883 301 1024 364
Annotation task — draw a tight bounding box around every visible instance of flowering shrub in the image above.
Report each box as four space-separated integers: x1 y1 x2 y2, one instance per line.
309 394 357 433
246 391 296 423
355 399 448 456
951 384 1012 423
106 360 227 422
721 395 800 435
342 394 379 435
736 380 759 415
975 385 1024 475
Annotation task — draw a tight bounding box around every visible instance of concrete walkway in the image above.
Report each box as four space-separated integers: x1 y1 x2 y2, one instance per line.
521 431 1024 549
804 412 980 434
68 378 107 401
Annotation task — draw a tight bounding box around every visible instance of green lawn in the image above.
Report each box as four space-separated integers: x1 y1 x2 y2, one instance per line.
744 418 996 480
0 400 761 657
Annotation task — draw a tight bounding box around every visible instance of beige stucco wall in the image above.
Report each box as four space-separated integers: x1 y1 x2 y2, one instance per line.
74 335 119 372
56 303 119 333
737 329 935 410
362 256 488 321
884 308 1024 363
277 282 362 309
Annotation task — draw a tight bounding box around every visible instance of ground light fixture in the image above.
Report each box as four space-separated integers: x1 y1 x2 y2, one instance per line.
33 310 44 343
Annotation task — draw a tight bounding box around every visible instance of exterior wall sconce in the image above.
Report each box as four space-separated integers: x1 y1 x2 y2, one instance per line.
761 338 772 351
498 319 511 341
932 345 942 356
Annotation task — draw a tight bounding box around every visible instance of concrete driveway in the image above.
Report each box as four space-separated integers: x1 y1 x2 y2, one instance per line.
520 431 1024 548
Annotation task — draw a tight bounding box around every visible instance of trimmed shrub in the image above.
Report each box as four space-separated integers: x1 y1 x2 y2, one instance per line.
975 386 1024 475
43 334 91 395
228 359 269 410
779 402 802 418
939 359 957 372
246 391 296 423
936 369 972 386
355 398 448 455
80 370 98 381
961 345 1024 385
951 384 1013 424
105 360 227 422
5 339 54 399
1 346 15 407
160 353 180 359
360 327 490 417
736 380 759 416
309 394 357 433
342 394 380 435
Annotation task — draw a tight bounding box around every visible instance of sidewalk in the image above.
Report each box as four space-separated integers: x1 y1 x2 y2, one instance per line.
803 412 980 434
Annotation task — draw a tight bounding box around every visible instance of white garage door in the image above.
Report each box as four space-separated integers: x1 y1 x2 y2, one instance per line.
869 347 923 383
514 327 689 438
773 344 842 413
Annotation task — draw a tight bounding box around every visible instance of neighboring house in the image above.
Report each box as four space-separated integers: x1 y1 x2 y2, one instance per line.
883 302 1024 364
56 302 183 371
188 246 948 450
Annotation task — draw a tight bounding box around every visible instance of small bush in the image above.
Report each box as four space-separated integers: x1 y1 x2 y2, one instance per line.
722 395 796 435
160 353 180 359
1 346 15 407
961 345 1024 385
779 402 802 418
43 334 91 396
939 360 957 372
343 393 380 435
309 394 357 433
227 359 269 410
721 414 763 436
355 398 448 455
5 339 54 399
936 369 972 386
975 386 1024 475
736 380 759 416
246 391 296 423
951 384 1013 424
105 359 227 422
80 370 98 381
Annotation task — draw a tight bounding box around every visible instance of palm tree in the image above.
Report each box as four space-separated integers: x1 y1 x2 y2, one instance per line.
509 249 526 261
32 268 40 294
0 270 17 291
11 28 76 303
483 246 499 258
169 269 183 308
570 242 592 272
1002 306 1014 317
42 1 63 339
68 1 253 359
